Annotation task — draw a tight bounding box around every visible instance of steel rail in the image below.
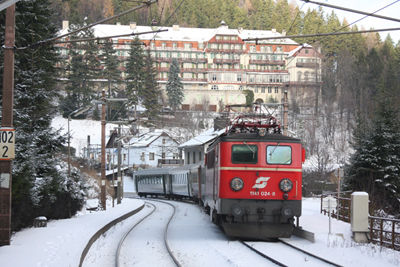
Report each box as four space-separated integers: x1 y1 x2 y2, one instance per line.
115 202 156 267
278 239 343 267
240 241 288 267
149 199 182 267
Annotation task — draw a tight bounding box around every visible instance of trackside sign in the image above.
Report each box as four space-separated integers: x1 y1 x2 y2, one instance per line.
0 128 15 160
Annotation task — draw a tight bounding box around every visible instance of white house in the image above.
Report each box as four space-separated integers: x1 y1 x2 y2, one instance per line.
179 127 226 165
107 129 180 169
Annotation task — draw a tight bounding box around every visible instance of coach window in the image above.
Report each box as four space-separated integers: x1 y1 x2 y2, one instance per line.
207 150 215 169
266 146 292 165
232 144 258 164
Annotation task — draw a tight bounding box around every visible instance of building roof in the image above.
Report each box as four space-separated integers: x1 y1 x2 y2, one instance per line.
124 130 178 148
179 128 226 148
59 23 298 45
287 43 313 57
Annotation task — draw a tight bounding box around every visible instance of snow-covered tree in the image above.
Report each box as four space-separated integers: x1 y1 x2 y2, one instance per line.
345 102 400 213
166 59 184 111
2 0 87 230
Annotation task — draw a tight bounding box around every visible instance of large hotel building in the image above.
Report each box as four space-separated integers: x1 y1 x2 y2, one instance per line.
57 21 321 111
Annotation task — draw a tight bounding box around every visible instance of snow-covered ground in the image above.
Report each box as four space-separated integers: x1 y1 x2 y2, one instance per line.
0 116 391 266
1 183 400 267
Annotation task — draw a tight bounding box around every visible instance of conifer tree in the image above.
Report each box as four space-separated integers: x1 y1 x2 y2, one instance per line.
3 0 86 230
166 59 184 111
143 50 162 119
61 19 101 117
101 38 122 120
125 37 145 117
345 102 400 213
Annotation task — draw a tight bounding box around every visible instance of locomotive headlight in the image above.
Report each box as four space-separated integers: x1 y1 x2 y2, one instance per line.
230 177 244 192
279 178 293 193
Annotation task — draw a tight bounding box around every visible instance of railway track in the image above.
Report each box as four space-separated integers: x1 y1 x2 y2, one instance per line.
116 200 181 267
241 239 343 267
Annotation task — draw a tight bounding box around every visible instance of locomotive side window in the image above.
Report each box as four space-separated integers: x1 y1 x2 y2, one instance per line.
232 144 258 164
266 146 291 165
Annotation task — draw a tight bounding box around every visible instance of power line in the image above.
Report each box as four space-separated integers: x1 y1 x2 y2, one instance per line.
333 0 400 33
301 0 400 23
16 0 158 50
243 27 400 42
52 29 168 45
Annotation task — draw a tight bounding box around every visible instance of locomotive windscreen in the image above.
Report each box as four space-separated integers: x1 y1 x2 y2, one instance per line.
266 145 292 165
231 144 258 164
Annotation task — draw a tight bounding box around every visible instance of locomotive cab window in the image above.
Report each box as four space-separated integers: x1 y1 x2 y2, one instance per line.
266 146 291 165
232 144 258 164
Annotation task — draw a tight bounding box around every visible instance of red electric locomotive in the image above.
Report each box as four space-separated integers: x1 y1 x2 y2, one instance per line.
201 114 305 239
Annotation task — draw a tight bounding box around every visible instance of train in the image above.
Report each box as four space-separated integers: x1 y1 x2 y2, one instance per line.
134 114 305 239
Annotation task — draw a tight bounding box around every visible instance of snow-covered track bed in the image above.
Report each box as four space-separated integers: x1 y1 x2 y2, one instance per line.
116 200 180 267
241 240 343 267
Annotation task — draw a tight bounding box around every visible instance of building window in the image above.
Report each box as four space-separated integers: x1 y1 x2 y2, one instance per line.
261 87 265 93
211 85 219 90
173 42 177 49
193 151 196 163
149 153 155 160
268 87 272 93
141 152 145 161
239 86 243 90
186 152 190 164
254 87 259 93
212 74 217 81
162 152 165 159
274 87 279 94
162 139 166 144
304 71 309 81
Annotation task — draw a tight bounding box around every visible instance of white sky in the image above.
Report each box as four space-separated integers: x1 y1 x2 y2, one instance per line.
293 0 400 44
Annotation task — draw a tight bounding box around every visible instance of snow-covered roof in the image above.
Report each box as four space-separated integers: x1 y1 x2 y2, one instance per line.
287 43 313 57
125 129 178 148
179 128 226 148
59 23 298 45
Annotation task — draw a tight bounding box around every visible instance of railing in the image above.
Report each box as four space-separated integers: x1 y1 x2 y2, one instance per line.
320 193 400 251
320 193 351 223
369 216 400 251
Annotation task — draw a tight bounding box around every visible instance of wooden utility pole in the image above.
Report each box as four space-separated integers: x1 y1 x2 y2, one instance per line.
0 4 15 246
283 90 288 136
100 90 106 210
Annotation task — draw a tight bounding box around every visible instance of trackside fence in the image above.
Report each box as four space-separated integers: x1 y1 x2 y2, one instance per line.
369 216 400 251
320 193 400 251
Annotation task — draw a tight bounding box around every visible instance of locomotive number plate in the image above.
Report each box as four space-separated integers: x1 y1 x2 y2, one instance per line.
0 128 15 160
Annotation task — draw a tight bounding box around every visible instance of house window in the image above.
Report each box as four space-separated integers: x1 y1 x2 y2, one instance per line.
186 152 190 164
274 87 279 94
162 152 165 159
237 74 242 82
261 87 265 93
193 151 196 163
162 139 166 144
149 153 155 160
268 87 272 93
141 152 145 161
